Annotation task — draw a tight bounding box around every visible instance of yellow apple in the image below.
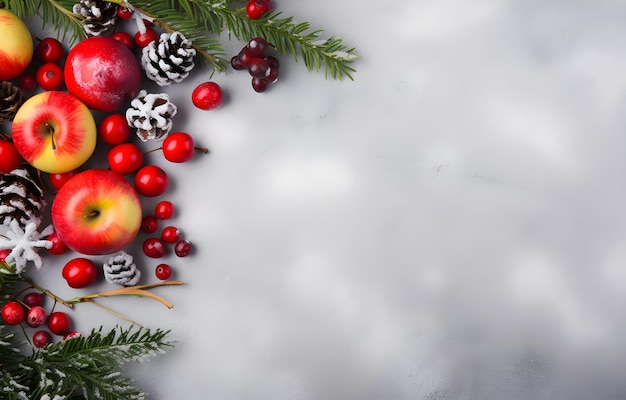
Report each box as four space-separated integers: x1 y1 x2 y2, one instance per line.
0 9 34 80
11 91 97 174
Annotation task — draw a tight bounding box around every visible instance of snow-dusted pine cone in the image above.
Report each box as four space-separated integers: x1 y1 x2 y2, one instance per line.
103 251 141 286
72 0 118 36
126 90 178 141
0 81 24 122
0 166 46 230
142 31 197 86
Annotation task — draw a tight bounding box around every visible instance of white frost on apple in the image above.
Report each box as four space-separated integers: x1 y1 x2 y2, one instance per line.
0 219 53 273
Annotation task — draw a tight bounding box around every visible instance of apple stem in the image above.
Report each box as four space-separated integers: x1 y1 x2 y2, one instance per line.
46 123 57 150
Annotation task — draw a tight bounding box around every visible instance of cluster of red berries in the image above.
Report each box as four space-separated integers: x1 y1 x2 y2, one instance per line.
231 37 280 93
140 200 192 281
17 37 66 92
1 292 76 348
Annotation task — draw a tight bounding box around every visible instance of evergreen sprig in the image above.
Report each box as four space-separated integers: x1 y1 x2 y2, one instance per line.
3 0 358 80
0 324 173 400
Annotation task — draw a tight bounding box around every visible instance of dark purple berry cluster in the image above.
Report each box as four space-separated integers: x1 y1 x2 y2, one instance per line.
231 37 280 93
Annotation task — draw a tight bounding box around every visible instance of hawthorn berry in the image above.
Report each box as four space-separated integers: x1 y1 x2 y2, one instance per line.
117 5 134 20
174 240 192 257
33 330 52 348
143 237 166 258
35 37 64 63
48 169 79 191
26 306 47 328
135 165 169 197
141 215 159 234
18 72 37 91
98 113 131 145
161 226 181 243
62 258 98 289
135 28 158 48
2 301 25 325
162 132 196 163
36 62 64 91
155 263 172 280
23 292 44 308
0 140 23 174
111 31 134 50
155 201 175 220
246 0 272 19
48 311 71 335
108 143 144 175
191 82 223 110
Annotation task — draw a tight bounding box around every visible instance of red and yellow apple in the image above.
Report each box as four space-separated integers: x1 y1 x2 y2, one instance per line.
64 36 141 112
0 9 33 81
51 169 142 255
11 91 97 174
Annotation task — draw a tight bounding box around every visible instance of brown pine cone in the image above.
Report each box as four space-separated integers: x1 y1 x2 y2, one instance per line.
0 81 24 122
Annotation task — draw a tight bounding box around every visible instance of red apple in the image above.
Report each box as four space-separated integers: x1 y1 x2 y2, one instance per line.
64 36 141 112
0 9 33 81
51 169 142 255
11 91 97 174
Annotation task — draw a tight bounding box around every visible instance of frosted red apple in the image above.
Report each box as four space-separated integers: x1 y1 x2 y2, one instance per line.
51 169 142 255
0 9 34 81
64 36 141 112
11 91 97 174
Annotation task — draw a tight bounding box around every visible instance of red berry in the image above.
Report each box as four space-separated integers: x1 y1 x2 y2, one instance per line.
143 237 166 258
237 47 255 68
108 143 144 175
174 240 192 257
134 28 158 48
231 55 246 70
26 306 47 328
191 82 223 110
246 0 272 19
111 31 134 50
135 165 168 197
248 57 270 79
63 331 81 340
35 37 65 63
252 77 268 92
1 301 25 325
62 258 98 289
141 215 159 234
36 62 64 91
33 330 51 348
117 5 134 20
47 231 69 256
155 263 172 280
99 113 131 145
18 73 37 91
23 292 44 308
247 37 269 57
0 140 23 174
161 226 181 243
48 311 71 335
154 200 174 220
162 132 195 163
48 169 79 191
0 249 10 263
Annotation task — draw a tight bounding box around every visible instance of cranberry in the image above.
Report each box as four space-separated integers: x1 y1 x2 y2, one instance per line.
0 140 23 174
33 330 52 348
135 165 169 197
143 237 166 258
141 215 159 234
1 301 25 325
18 72 37 91
252 77 268 93
231 55 246 70
111 31 134 50
62 258 98 289
0 249 10 263
98 113 131 145
36 62 64 91
117 5 134 20
135 28 159 48
35 37 65 63
161 226 181 243
155 201 175 220
237 47 255 68
155 263 172 280
246 0 272 19
162 132 196 163
47 231 69 255
247 37 269 57
63 331 81 340
108 143 144 175
26 306 47 328
174 240 192 257
191 82 223 110
48 311 71 335
22 292 44 308
248 57 270 79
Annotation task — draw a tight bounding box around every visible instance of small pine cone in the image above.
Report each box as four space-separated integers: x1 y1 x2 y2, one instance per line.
103 251 141 286
72 0 118 36
0 81 24 122
0 165 46 230
126 90 178 141
142 31 197 86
